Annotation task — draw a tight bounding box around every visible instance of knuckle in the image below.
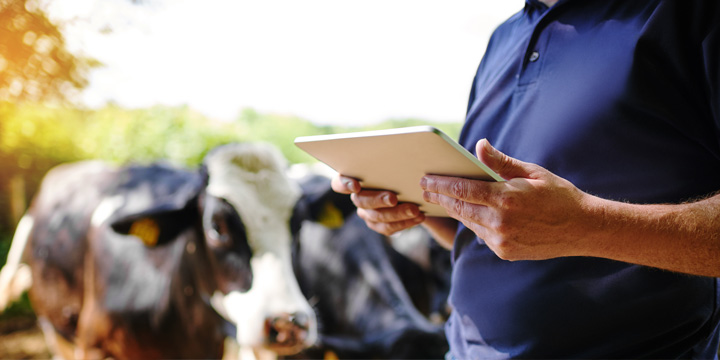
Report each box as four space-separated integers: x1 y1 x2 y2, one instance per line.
490 237 514 260
497 191 519 210
379 223 399 236
366 221 386 235
494 218 512 236
451 198 465 217
351 192 381 209
377 210 396 223
498 156 515 174
451 180 468 199
378 206 410 223
358 208 381 223
356 208 369 221
495 222 519 246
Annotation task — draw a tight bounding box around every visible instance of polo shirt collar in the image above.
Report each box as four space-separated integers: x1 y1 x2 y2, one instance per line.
525 0 571 10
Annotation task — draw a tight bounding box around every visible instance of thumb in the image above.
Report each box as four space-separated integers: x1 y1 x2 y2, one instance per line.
476 139 535 180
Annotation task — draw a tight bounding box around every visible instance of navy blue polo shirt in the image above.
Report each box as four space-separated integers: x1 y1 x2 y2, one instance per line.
448 0 720 358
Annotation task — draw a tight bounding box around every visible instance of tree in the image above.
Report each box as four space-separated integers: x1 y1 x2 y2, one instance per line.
0 0 97 102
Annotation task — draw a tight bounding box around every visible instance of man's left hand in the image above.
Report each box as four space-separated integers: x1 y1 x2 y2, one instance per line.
420 139 598 260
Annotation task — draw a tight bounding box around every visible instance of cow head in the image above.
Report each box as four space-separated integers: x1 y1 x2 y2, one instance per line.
204 143 317 355
107 162 254 296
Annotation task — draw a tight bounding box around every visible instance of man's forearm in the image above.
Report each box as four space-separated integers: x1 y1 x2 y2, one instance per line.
583 192 720 277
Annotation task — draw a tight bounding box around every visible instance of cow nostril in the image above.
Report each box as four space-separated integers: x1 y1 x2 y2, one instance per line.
264 312 311 354
290 312 310 330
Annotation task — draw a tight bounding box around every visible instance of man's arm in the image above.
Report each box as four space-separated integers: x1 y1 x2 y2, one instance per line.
420 139 720 277
581 192 720 277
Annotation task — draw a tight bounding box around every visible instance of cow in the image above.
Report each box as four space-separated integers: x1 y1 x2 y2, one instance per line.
0 142 317 359
288 167 450 359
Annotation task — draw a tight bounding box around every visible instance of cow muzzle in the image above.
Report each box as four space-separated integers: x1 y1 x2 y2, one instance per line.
264 312 312 355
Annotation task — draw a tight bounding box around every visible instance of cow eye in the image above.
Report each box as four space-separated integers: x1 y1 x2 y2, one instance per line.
207 226 221 241
207 217 230 247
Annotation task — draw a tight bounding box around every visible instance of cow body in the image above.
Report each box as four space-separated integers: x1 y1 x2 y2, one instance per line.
0 143 317 359
290 170 450 359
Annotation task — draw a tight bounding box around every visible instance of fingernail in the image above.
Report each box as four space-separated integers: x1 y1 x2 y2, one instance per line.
383 193 393 206
482 138 498 158
344 179 359 193
420 176 434 190
422 191 434 204
405 207 415 217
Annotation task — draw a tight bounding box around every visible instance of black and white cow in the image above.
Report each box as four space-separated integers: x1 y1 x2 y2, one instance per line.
0 143 317 359
289 167 450 359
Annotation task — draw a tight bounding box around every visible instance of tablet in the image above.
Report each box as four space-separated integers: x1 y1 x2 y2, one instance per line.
294 126 504 217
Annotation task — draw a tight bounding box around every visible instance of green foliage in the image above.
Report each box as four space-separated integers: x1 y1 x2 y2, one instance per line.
0 101 462 228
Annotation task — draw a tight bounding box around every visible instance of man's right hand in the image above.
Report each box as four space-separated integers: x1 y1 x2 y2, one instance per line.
330 174 425 236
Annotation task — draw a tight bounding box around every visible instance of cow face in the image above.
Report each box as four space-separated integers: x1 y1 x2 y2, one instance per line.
204 143 317 355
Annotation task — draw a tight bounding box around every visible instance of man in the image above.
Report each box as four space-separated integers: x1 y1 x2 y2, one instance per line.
332 0 720 358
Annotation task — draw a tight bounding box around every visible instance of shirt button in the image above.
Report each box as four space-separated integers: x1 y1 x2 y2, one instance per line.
529 51 539 62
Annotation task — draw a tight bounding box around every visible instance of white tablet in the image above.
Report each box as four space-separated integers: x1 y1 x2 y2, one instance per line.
294 126 503 217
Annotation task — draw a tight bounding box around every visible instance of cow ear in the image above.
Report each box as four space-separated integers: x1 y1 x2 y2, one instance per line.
296 174 356 228
315 200 345 229
110 203 198 247
110 169 204 247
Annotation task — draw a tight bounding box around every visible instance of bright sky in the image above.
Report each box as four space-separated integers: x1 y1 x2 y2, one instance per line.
47 0 523 126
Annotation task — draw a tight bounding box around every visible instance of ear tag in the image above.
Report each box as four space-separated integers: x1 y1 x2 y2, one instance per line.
324 350 339 360
129 218 160 247
318 201 344 229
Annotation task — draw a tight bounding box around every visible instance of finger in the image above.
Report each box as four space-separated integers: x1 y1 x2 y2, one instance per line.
423 191 491 227
357 203 422 223
331 174 361 194
351 190 398 210
364 215 426 236
476 139 537 180
424 192 501 249
420 175 496 205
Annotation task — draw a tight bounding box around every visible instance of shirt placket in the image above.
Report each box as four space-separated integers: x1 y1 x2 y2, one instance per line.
517 1 567 87
517 22 552 87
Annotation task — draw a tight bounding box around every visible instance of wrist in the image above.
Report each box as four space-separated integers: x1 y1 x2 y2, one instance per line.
573 193 627 258
421 217 458 250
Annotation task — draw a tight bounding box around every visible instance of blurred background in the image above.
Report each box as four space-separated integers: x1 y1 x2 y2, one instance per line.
0 0 521 357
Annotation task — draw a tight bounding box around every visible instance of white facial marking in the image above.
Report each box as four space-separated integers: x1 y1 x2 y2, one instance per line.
204 143 317 350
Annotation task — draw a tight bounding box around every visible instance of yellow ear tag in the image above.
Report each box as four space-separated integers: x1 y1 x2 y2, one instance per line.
318 201 344 229
128 218 160 247
323 350 339 360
